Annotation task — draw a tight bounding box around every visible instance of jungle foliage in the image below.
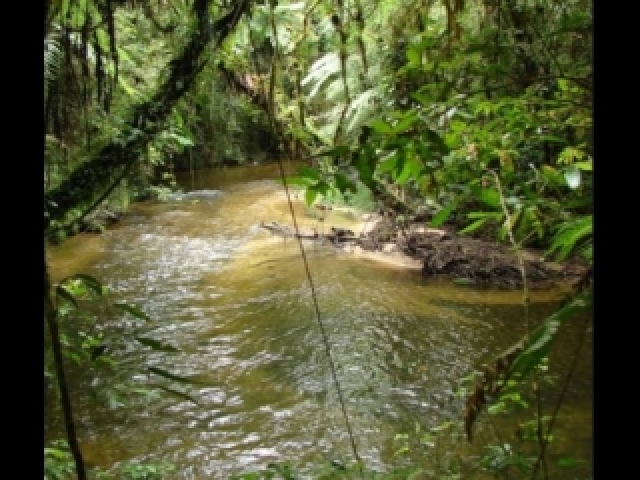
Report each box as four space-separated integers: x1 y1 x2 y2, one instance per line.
44 0 592 478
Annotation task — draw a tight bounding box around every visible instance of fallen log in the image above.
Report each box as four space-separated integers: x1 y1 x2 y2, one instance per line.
259 219 586 288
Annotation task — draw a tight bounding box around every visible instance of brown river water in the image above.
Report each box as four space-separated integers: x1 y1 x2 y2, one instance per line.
46 164 592 479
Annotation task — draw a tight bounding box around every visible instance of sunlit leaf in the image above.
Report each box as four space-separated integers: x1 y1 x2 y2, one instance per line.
458 217 490 235
55 285 78 308
296 166 321 180
305 186 318 206
377 153 400 173
395 158 422 185
61 274 104 296
564 166 582 189
284 175 315 187
406 47 421 66
390 112 418 134
430 204 456 227
574 161 593 171
168 132 194 147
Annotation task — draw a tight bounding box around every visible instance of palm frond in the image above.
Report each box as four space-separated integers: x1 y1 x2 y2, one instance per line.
344 85 384 134
301 53 341 100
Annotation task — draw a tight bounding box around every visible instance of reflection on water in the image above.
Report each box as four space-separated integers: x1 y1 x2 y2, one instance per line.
46 164 592 479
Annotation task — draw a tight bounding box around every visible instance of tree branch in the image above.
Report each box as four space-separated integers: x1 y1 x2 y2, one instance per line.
45 0 253 231
45 244 87 480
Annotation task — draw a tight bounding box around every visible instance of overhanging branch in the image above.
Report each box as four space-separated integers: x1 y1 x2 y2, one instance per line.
45 0 253 231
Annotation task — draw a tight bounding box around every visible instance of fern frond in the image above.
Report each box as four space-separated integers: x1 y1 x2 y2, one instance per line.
547 214 592 262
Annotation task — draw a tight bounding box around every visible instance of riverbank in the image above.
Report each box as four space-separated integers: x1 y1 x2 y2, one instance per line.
260 202 589 289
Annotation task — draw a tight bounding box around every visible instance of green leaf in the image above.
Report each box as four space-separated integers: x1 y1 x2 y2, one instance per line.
296 166 321 181
284 175 314 187
377 153 400 174
45 446 72 461
509 293 592 379
470 186 501 208
305 186 318 206
430 204 456 227
423 128 449 155
354 150 376 189
135 337 179 352
395 158 422 185
557 78 569 91
406 47 421 66
286 166 322 188
168 132 194 147
369 119 393 134
541 165 566 186
114 303 152 322
573 161 592 171
55 285 78 308
390 112 418 134
334 172 357 194
118 77 139 97
150 384 200 406
411 92 431 107
458 217 490 235
62 274 104 296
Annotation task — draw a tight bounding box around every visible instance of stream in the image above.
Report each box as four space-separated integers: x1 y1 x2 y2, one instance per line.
46 163 592 479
